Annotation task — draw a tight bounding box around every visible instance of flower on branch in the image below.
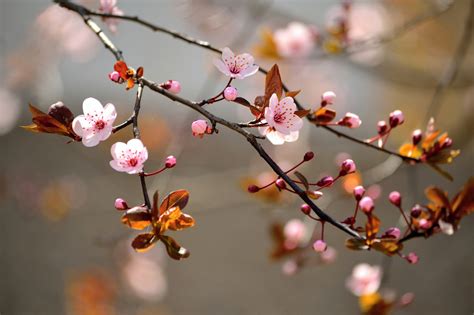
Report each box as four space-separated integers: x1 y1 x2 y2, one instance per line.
99 0 124 33
213 47 259 79
191 119 212 138
273 22 316 58
259 93 303 145
113 60 144 90
110 139 148 174
346 263 382 296
72 97 117 147
22 102 80 141
123 190 195 260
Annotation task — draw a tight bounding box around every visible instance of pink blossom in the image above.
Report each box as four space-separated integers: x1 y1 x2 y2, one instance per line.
114 198 129 210
406 252 419 264
259 93 303 145
99 0 124 33
338 112 362 128
388 191 402 207
321 91 336 105
192 119 211 137
340 158 356 175
213 47 259 79
312 240 327 252
389 110 404 127
282 260 298 276
162 80 181 94
353 185 365 201
110 139 148 174
316 176 334 187
360 196 374 213
165 155 177 168
346 263 382 296
223 86 238 101
418 218 432 230
274 22 315 58
284 219 306 249
108 71 122 83
377 120 388 134
72 97 117 147
382 227 401 239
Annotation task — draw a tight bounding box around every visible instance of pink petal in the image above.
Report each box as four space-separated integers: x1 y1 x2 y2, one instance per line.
127 138 144 151
103 103 117 123
258 126 270 136
98 126 113 141
279 96 296 112
237 65 259 79
72 115 85 137
269 93 279 111
82 97 103 114
266 130 286 145
284 131 299 142
82 134 101 147
286 115 303 132
213 59 232 77
221 47 235 69
264 108 276 128
110 159 125 172
234 53 254 71
111 141 127 160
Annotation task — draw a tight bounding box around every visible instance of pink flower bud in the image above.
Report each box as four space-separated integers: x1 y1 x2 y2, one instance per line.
321 91 336 106
312 240 327 252
412 129 422 145
360 196 374 213
418 218 431 230
165 155 177 168
164 80 181 94
247 185 260 193
339 159 356 175
275 178 286 189
377 120 388 135
316 176 334 187
338 112 362 128
382 227 401 239
406 252 419 264
389 110 404 127
300 203 311 215
303 151 315 161
411 204 423 218
353 185 365 201
191 119 210 137
388 191 401 207
114 198 129 210
108 71 121 83
223 86 238 101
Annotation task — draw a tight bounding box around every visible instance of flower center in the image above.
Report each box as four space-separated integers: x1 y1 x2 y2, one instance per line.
95 120 106 130
273 112 285 124
128 158 138 167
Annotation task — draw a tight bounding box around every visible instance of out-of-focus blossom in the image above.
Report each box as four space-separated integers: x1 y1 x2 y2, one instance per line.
366 184 382 200
406 252 419 264
282 259 298 276
123 256 167 301
283 219 306 249
346 263 382 296
320 246 337 263
259 93 302 145
72 97 117 147
273 22 315 58
438 219 454 235
99 0 124 33
312 240 327 252
0 88 20 136
213 47 259 79
321 91 336 105
110 139 148 174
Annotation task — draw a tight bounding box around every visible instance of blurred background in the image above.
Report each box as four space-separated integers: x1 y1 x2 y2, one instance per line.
0 0 473 314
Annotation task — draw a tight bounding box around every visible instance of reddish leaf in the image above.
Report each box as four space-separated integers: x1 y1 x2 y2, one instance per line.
121 206 152 230
48 102 74 127
371 239 402 256
451 177 474 216
159 235 190 260
285 90 301 98
264 64 283 105
294 109 310 118
152 190 160 222
313 107 336 124
425 186 451 210
159 189 190 215
294 171 309 190
345 238 368 250
131 233 157 252
114 60 129 79
22 104 78 140
136 66 144 78
158 206 195 232
365 214 380 244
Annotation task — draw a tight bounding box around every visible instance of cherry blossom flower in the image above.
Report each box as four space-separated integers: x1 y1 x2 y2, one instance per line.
213 47 259 79
110 139 148 174
274 22 315 58
283 219 306 249
99 0 124 33
346 263 382 296
72 97 117 147
259 93 303 145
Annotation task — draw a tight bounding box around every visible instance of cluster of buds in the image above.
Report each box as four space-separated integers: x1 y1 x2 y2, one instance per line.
311 91 361 128
366 109 405 148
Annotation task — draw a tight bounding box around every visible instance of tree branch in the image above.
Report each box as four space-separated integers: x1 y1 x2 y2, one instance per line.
54 0 421 163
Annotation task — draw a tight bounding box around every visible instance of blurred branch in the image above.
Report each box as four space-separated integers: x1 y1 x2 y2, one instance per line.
54 0 421 164
56 0 362 240
424 0 474 124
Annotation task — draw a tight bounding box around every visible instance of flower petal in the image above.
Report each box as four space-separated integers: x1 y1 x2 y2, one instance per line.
82 97 103 114
111 141 127 160
269 93 279 111
82 134 101 147
266 130 286 145
98 126 113 141
103 103 117 123
127 138 145 151
284 131 299 143
213 59 232 77
72 115 85 137
279 96 296 112
237 64 259 79
221 47 235 69
234 53 254 71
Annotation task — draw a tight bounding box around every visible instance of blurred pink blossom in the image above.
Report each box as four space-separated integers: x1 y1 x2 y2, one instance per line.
274 22 315 58
346 263 382 296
